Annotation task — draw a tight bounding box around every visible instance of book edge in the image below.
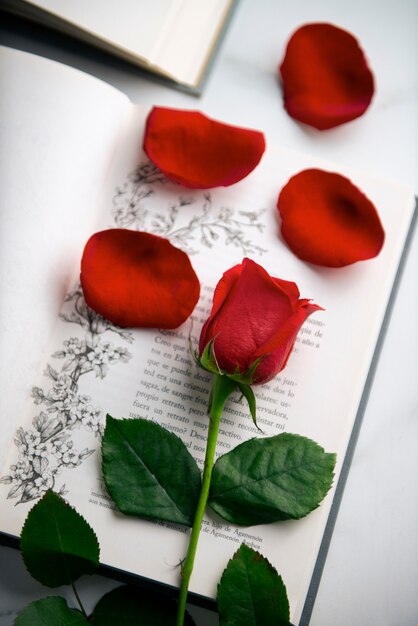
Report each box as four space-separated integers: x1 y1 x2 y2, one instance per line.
0 0 239 94
298 196 418 626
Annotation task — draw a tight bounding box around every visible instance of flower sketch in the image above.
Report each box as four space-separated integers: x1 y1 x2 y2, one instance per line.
0 289 133 505
112 162 267 256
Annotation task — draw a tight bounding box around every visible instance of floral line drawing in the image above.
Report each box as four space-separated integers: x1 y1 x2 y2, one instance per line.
112 162 267 256
0 289 133 505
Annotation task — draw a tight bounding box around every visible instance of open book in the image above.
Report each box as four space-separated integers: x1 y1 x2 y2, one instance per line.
0 46 416 626
0 0 237 93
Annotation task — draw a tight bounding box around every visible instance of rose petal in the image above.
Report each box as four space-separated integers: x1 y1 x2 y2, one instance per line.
277 169 385 267
253 300 322 382
199 263 242 349
272 277 301 306
279 23 375 130
143 107 265 188
80 229 200 328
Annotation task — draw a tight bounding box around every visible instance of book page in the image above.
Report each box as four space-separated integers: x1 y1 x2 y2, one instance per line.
22 0 234 86
24 0 173 60
0 88 415 623
151 0 235 86
0 46 130 465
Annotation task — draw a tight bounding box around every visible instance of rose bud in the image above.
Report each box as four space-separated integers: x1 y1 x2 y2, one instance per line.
199 258 322 385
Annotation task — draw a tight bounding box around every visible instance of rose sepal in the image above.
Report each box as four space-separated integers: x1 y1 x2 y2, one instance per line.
199 339 262 385
226 357 262 385
198 338 222 375
198 341 261 428
236 382 261 431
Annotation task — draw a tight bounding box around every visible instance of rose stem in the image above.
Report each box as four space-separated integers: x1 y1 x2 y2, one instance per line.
176 373 236 626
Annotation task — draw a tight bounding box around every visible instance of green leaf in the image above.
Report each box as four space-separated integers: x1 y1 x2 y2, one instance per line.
102 415 201 526
90 585 196 625
217 544 290 626
14 596 89 626
20 490 99 587
237 383 261 431
209 433 336 525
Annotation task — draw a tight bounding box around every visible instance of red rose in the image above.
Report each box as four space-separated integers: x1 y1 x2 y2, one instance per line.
80 229 200 328
199 259 322 384
143 107 265 189
279 23 375 130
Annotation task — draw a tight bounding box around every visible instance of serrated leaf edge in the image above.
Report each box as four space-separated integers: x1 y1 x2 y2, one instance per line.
20 490 100 587
102 415 201 526
209 433 336 522
217 543 290 626
14 595 88 625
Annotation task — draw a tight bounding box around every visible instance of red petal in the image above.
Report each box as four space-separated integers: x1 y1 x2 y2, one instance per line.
253 300 322 383
279 23 374 130
80 229 200 328
199 263 242 354
143 107 266 188
272 277 300 306
277 169 385 267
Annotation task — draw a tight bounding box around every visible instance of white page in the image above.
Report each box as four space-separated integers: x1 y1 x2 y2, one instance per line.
25 0 174 60
24 0 233 85
151 0 235 85
0 46 130 464
0 75 415 624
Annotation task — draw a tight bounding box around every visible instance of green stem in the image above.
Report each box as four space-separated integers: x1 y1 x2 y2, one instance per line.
176 373 236 626
71 581 88 619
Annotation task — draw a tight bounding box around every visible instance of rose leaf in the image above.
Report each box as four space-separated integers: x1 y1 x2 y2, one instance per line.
217 544 290 626
208 433 336 525
90 585 196 625
14 597 89 625
102 415 201 526
20 490 100 587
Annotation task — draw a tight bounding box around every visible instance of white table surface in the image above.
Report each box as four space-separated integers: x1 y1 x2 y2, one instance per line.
1 1 417 625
